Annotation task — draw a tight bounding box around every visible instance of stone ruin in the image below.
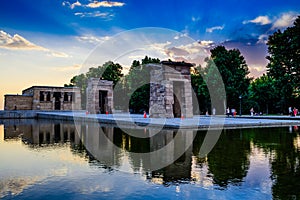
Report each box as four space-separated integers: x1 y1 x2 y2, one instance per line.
85 61 194 118
148 61 194 118
86 78 114 114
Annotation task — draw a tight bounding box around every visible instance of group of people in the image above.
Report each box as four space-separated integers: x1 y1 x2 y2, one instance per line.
226 107 237 117
205 108 216 116
204 106 299 117
288 106 298 117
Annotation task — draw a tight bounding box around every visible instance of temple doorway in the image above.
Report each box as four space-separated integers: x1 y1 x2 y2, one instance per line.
173 81 184 118
53 92 61 110
99 90 108 114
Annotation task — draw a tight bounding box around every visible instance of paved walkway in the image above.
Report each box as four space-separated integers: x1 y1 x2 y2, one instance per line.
37 111 300 129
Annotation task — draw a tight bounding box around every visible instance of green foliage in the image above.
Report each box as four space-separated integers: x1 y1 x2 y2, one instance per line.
248 74 277 114
191 46 251 113
125 56 160 113
191 66 210 113
209 46 251 108
67 61 123 109
266 16 300 112
86 61 123 85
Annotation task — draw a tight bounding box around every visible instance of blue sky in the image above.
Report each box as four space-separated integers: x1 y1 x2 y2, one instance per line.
0 0 300 109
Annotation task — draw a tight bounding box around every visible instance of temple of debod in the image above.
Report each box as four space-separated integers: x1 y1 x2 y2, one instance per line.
4 61 194 118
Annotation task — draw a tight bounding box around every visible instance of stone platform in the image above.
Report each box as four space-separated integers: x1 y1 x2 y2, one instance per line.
36 111 300 130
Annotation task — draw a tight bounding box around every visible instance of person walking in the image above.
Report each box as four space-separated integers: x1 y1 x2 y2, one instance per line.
205 110 209 117
212 108 216 116
226 107 230 117
250 107 254 116
289 106 293 116
293 107 298 117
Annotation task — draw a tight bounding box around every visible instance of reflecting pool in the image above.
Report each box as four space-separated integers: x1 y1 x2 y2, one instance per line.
0 119 300 199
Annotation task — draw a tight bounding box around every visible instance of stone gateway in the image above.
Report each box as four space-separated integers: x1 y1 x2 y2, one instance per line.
86 78 114 114
148 61 194 118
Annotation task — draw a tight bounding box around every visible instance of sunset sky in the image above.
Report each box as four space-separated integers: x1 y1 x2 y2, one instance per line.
0 0 300 109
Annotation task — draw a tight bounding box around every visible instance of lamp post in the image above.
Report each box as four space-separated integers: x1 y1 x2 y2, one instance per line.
239 95 242 116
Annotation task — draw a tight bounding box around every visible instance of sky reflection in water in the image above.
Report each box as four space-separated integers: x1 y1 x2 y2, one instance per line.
0 120 300 200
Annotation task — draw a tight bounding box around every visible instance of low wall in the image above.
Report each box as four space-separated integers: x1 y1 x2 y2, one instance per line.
4 95 33 110
0 110 38 119
0 110 84 119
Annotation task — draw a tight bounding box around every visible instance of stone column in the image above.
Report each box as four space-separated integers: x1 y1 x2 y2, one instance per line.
60 92 64 110
43 92 47 101
183 81 193 118
148 64 167 118
52 96 55 110
164 80 174 118
67 92 72 102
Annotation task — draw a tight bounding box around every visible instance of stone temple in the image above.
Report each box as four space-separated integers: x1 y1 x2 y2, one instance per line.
148 61 194 118
4 61 194 119
4 86 81 110
86 78 114 114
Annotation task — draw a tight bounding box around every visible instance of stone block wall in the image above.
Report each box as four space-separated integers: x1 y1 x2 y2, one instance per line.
4 95 33 110
4 86 81 111
23 86 81 110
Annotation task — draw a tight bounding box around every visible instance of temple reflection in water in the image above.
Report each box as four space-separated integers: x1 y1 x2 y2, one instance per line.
2 119 300 199
3 119 196 183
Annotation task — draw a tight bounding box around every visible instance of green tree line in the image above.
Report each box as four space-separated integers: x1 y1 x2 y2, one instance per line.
66 16 300 115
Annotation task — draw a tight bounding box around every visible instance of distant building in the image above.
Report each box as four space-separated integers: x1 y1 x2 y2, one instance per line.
4 86 81 110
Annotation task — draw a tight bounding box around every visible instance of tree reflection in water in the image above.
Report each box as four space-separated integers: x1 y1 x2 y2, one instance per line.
2 119 300 199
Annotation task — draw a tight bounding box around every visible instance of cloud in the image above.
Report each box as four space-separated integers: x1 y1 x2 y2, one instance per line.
257 34 269 44
174 33 188 40
63 1 125 9
62 1 82 9
74 11 114 19
86 1 125 8
248 64 266 78
0 30 69 57
70 1 82 9
0 30 46 50
164 42 210 65
243 16 271 25
62 1 81 9
48 51 69 58
198 40 215 48
206 25 224 33
148 41 171 51
128 55 146 60
271 12 299 30
138 40 211 65
62 1 70 7
75 35 111 43
51 64 81 72
191 16 200 22
242 12 298 31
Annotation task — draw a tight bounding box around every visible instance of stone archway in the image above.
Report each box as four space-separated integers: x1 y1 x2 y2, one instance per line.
148 61 194 118
86 78 114 114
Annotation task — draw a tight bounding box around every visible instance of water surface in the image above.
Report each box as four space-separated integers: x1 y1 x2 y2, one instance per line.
0 119 300 199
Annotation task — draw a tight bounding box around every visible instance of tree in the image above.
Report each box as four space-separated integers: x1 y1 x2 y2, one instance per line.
67 61 123 109
266 16 300 113
248 74 277 114
86 61 123 85
124 56 160 113
204 46 251 111
191 66 210 114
